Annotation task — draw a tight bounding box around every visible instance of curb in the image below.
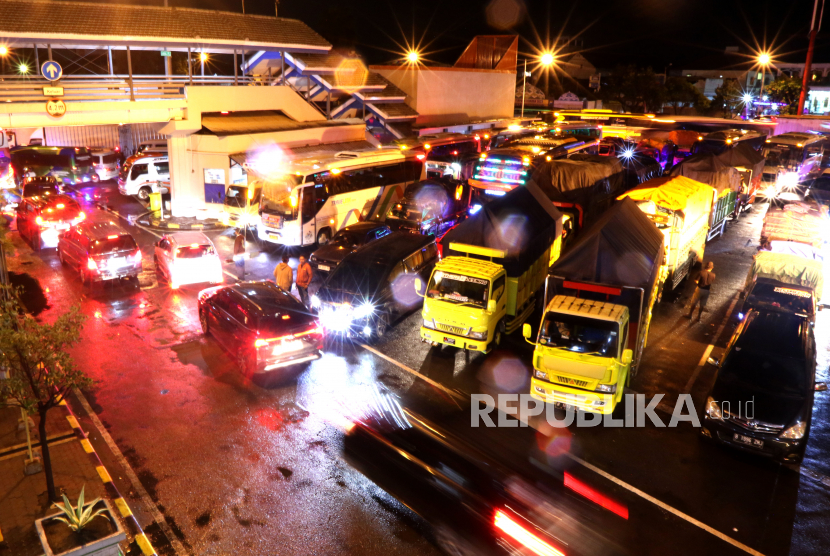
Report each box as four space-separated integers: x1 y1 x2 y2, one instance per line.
59 397 158 556
136 217 225 231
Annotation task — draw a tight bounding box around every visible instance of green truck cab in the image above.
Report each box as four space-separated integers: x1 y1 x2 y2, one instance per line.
419 186 562 353
524 198 665 414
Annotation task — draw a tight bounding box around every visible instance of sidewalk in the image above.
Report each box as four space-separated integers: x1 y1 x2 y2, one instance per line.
0 405 109 555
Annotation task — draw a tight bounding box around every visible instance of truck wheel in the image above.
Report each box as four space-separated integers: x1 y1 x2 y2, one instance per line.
374 315 389 340
199 308 209 335
489 320 505 351
317 228 331 245
137 186 152 201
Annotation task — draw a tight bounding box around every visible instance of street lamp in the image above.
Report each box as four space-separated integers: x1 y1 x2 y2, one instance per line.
757 52 771 114
0 47 7 80
743 93 753 119
200 52 208 77
521 52 555 118
18 63 28 74
406 50 419 64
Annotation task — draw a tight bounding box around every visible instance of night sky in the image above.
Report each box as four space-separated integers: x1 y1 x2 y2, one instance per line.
61 0 830 71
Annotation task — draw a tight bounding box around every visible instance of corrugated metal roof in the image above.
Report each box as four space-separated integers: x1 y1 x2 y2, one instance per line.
199 111 353 136
0 0 331 51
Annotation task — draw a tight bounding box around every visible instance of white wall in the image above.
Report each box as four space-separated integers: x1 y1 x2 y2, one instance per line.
373 66 515 126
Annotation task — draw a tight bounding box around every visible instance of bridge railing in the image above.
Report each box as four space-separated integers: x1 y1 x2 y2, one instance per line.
0 74 278 103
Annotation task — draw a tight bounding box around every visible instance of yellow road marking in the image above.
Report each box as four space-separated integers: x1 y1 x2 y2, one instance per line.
114 497 132 518
135 533 156 556
96 465 112 483
80 438 94 454
66 415 80 429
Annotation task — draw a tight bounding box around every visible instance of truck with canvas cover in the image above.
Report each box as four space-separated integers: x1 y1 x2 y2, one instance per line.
761 201 827 249
742 250 823 322
524 198 665 414
619 175 714 291
419 185 563 353
715 142 766 213
528 156 626 241
384 178 470 237
670 152 741 240
569 152 661 192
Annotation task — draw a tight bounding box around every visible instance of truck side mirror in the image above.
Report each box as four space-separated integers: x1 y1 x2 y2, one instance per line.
487 299 496 313
522 323 532 340
707 357 720 368
414 278 424 297
621 349 633 366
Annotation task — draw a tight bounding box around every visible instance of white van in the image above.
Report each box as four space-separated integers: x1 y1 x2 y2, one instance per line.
91 149 120 181
136 140 168 155
118 155 170 200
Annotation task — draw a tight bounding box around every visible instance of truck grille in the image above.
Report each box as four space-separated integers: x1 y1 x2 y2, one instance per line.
436 323 465 335
725 413 783 434
556 376 589 388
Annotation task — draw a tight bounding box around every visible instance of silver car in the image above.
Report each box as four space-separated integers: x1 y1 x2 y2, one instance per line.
153 231 223 289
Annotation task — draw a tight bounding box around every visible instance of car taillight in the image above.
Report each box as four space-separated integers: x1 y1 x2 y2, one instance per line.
87 258 98 271
36 216 44 225
493 510 565 556
132 249 142 263
254 338 269 348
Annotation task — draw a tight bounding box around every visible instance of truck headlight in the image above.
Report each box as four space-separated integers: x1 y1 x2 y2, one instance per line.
779 420 807 440
595 384 616 394
468 330 488 340
534 369 547 380
311 295 321 309
705 397 723 420
423 319 435 329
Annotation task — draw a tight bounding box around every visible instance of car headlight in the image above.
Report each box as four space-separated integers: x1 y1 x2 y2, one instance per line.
705 397 723 420
423 319 435 329
534 369 547 380
595 384 617 394
468 330 488 340
779 420 807 440
354 302 374 319
311 295 321 309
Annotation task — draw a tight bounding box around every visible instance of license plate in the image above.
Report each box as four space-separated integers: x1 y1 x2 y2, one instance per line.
268 234 280 241
55 223 69 230
444 337 456 345
554 401 577 411
732 433 764 448
110 257 126 267
318 264 330 271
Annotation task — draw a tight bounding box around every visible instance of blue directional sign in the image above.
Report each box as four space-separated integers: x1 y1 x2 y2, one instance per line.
41 61 62 81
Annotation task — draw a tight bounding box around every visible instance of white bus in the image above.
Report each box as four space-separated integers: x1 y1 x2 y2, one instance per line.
257 150 437 247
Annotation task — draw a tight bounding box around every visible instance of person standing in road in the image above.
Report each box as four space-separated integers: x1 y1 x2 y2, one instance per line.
274 254 294 294
687 261 715 322
233 230 246 280
296 255 313 307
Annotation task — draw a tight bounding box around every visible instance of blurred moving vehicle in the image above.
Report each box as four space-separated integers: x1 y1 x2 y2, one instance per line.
761 132 827 192
309 222 391 275
0 143 14 189
10 146 96 186
198 281 323 382
153 231 223 289
384 179 470 237
313 232 438 339
58 221 142 286
692 129 767 156
420 186 562 353
344 387 629 556
16 193 84 251
525 199 665 415
702 309 816 464
91 149 120 181
118 154 170 200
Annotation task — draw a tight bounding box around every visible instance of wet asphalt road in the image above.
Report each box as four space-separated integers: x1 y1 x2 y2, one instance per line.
6 180 830 556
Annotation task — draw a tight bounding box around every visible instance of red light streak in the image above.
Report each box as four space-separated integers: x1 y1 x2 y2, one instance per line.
493 510 565 556
563 472 629 519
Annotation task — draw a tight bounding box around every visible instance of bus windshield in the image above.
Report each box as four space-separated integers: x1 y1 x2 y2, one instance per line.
426 271 489 308
539 313 619 356
764 145 799 168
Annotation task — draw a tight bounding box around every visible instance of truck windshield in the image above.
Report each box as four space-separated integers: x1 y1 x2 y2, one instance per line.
539 313 619 356
387 202 421 222
426 271 489 307
748 283 813 314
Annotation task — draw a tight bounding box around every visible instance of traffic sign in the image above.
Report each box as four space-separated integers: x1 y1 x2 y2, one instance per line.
43 86 64 97
161 51 171 57
41 61 62 81
46 99 66 117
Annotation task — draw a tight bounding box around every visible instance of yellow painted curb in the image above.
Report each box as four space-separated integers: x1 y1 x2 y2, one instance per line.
96 465 112 484
114 497 132 518
66 415 80 429
135 533 156 556
167 223 180 229
80 438 94 454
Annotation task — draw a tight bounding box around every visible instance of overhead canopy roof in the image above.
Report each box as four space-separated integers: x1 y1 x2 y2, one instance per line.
0 0 331 53
198 111 355 136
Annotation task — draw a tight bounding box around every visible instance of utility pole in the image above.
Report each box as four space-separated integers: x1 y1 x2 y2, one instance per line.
798 0 823 116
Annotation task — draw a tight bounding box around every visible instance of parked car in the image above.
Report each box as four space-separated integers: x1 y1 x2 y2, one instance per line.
118 154 169 200
197 281 323 382
16 193 84 250
135 140 168 155
313 231 438 339
153 231 223 289
309 222 391 274
702 309 816 463
58 221 142 286
91 149 120 181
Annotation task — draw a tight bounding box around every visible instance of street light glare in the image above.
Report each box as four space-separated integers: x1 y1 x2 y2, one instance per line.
200 52 208 62
540 52 555 66
758 53 771 65
0 47 7 56
18 63 28 74
407 51 419 63
743 94 753 103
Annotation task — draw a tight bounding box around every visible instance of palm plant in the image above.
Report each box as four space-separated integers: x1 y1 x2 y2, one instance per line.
51 486 107 532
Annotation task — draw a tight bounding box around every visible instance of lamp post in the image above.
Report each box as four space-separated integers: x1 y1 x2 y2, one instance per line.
520 52 555 118
200 52 207 77
757 52 770 115
0 46 7 81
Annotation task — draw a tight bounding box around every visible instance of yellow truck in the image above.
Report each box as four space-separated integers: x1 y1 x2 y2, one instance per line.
419 185 562 352
524 198 665 414
618 175 714 292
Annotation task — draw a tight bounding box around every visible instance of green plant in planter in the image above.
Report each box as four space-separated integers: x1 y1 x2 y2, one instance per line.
51 486 107 532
